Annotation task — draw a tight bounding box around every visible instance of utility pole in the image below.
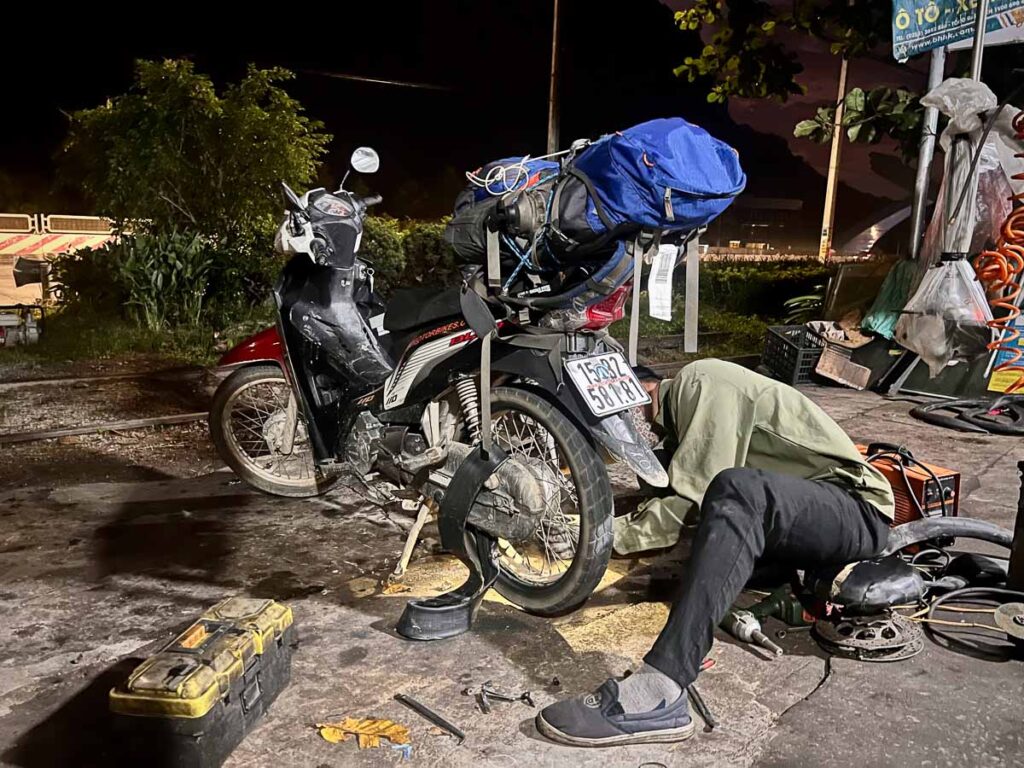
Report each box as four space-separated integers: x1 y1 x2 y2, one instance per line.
817 54 849 262
547 0 560 155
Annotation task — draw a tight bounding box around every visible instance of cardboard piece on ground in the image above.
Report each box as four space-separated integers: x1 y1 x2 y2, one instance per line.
809 321 875 390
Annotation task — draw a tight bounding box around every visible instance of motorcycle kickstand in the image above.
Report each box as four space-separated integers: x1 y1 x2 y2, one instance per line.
393 499 436 578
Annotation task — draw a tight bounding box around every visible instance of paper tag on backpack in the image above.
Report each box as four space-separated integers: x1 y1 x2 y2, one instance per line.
648 244 678 321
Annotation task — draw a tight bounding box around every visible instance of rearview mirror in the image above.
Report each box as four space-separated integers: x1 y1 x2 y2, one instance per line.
281 183 303 211
350 147 380 174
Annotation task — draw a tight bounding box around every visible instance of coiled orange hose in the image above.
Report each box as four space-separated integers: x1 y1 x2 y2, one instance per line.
973 109 1024 394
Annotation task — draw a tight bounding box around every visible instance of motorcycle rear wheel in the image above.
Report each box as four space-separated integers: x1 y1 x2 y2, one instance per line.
487 387 614 616
209 364 338 498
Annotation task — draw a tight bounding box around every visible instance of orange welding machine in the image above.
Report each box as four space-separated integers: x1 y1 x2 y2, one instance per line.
857 442 960 526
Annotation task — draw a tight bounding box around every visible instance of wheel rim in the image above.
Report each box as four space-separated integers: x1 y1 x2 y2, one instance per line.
490 406 582 587
222 376 317 488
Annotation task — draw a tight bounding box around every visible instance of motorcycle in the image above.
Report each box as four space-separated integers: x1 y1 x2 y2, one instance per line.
209 147 670 623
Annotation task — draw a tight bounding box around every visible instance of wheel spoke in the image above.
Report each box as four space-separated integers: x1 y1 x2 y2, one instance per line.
490 405 583 588
224 376 316 487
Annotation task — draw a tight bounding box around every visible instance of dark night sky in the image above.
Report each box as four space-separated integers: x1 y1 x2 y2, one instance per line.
1 1 1019 242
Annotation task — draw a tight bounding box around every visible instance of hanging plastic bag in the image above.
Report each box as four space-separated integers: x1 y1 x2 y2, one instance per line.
894 259 993 377
913 79 1016 290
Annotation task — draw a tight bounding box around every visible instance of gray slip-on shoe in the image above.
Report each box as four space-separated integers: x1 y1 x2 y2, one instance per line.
535 679 695 747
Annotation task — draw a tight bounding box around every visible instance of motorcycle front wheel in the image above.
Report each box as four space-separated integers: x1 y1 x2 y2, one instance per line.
486 387 614 616
209 364 338 498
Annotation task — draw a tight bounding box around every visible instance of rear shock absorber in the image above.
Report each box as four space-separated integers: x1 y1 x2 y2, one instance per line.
454 375 482 442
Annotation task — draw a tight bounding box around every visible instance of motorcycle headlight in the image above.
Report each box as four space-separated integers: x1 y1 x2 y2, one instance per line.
312 194 353 217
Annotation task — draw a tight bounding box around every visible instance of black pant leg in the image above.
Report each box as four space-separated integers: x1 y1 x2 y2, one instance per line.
644 468 890 687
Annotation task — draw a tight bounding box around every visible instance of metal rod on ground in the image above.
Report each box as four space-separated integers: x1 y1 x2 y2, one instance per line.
686 684 717 730
0 367 204 391
0 412 208 445
908 46 947 261
394 694 466 745
546 0 560 154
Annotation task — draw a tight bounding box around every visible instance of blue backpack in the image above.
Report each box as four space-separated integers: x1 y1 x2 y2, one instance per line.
549 117 746 255
443 117 745 307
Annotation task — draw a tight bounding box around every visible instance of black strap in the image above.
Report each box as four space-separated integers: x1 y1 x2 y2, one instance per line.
565 168 615 230
459 279 499 338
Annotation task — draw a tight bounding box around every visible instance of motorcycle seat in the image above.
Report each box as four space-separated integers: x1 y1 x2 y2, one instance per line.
384 287 463 332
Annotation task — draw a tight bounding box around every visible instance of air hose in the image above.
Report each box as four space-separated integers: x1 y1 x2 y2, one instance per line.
911 109 1024 434
973 107 1024 394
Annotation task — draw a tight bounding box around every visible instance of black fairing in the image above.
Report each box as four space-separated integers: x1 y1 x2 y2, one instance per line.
275 255 393 461
307 190 361 269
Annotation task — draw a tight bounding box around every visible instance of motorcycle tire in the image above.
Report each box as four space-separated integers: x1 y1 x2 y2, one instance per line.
488 387 614 616
209 364 339 498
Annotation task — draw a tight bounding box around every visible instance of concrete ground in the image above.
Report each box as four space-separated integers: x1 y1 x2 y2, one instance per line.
0 376 1022 767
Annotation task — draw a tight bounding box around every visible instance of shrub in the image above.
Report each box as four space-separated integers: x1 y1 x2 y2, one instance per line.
52 229 223 331
359 216 460 296
116 230 214 329
62 59 330 247
360 215 406 294
398 218 460 290
700 261 833 316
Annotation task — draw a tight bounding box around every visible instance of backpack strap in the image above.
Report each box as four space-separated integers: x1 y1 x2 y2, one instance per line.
627 230 660 366
542 167 622 258
485 224 501 290
564 167 615 231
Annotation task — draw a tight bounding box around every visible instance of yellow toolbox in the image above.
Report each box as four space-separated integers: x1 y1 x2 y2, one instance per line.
109 597 295 768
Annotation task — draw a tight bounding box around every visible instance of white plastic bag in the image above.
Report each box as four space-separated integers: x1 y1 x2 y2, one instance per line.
914 79 1018 287
894 260 993 377
920 78 997 152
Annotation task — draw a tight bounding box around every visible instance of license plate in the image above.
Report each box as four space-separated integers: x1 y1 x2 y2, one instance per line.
565 352 651 417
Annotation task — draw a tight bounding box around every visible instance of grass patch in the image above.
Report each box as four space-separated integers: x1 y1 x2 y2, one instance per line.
1 303 276 368
610 291 770 362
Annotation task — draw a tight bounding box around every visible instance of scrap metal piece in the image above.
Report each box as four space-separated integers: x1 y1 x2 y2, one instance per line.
994 603 1024 641
813 613 924 661
816 631 925 662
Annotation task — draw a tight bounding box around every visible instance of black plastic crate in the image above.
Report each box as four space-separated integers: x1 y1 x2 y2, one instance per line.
761 325 825 385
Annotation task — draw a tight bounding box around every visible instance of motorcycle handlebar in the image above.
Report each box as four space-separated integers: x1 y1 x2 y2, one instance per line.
360 194 383 209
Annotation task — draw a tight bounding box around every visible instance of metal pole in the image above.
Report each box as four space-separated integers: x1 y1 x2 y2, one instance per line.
969 0 990 81
546 0 560 154
817 55 849 262
942 0 989 253
908 46 946 261
1008 460 1024 591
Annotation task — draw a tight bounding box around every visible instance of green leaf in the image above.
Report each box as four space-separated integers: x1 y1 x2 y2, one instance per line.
793 119 820 138
844 87 866 113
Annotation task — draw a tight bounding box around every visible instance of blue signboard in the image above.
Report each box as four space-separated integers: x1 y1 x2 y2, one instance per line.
892 0 1024 60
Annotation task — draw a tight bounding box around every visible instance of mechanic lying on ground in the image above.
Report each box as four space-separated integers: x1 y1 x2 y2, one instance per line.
536 359 895 747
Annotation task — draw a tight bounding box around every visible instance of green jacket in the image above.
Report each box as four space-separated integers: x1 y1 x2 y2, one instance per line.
613 359 895 555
